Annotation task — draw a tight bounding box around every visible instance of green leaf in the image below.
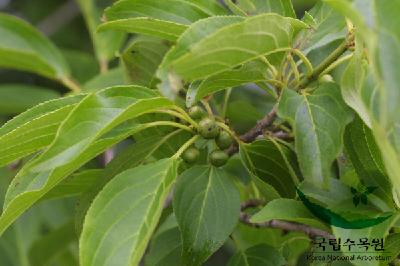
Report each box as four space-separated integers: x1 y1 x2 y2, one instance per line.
98 18 188 42
0 95 83 137
83 67 125 92
298 2 346 55
225 100 264 134
145 215 182 266
250 198 329 230
374 0 400 125
104 0 222 22
380 233 400 266
186 60 269 107
0 121 148 237
44 169 101 200
0 84 60 115
240 139 299 198
228 244 286 266
62 49 99 83
75 129 190 234
183 0 227 15
157 15 243 99
122 36 170 88
29 220 76 266
76 0 124 64
231 223 284 250
371 2 400 204
99 0 223 41
235 0 295 17
0 208 44 266
278 83 353 188
173 166 240 265
80 158 178 266
341 54 377 127
170 14 306 80
0 13 69 79
297 182 392 229
327 0 400 205
0 86 174 236
344 116 393 207
280 233 310 265
0 95 85 167
299 179 354 210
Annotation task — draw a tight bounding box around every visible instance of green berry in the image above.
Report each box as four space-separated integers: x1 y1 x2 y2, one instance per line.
216 130 233 150
210 150 229 167
318 74 333 83
182 147 200 164
188 106 205 120
198 118 219 139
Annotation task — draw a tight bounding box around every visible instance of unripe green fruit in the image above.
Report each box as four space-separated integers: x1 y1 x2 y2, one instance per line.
216 130 233 150
198 118 219 139
210 150 229 167
182 147 200 164
188 106 205 120
318 74 333 83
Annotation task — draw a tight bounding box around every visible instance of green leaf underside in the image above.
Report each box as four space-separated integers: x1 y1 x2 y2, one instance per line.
0 85 174 236
227 244 286 266
278 83 352 188
0 13 69 79
80 158 177 266
170 13 307 80
341 55 374 127
0 95 85 167
0 84 60 115
344 116 393 206
173 166 240 266
250 198 328 231
240 140 298 198
122 36 170 87
186 60 268 106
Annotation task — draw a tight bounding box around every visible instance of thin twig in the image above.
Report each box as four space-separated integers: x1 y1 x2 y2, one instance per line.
240 199 265 210
270 130 293 140
227 106 278 155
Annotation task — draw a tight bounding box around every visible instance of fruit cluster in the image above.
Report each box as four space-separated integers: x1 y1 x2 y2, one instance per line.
181 106 234 167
